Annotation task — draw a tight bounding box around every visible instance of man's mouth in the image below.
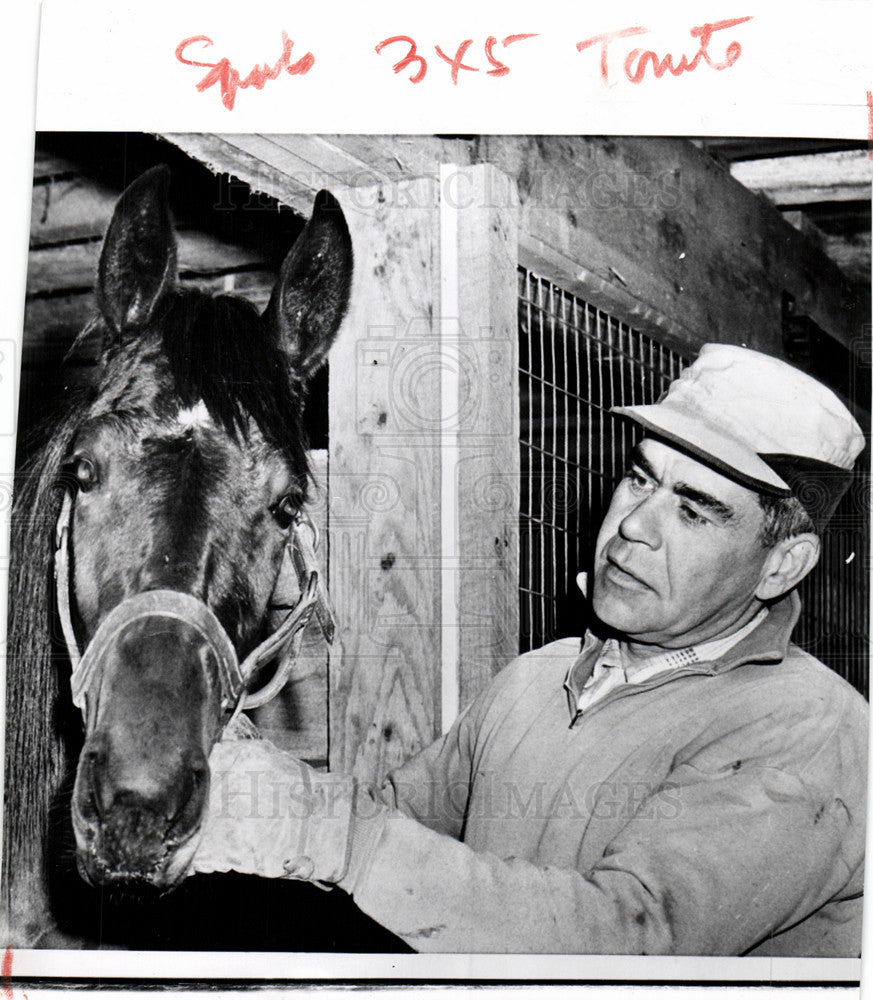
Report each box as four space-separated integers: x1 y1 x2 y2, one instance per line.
604 555 652 592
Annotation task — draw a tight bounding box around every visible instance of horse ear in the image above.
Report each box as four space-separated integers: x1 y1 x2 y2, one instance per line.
264 189 353 380
97 165 177 336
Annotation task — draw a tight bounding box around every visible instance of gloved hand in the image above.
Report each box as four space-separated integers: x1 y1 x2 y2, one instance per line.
192 736 358 884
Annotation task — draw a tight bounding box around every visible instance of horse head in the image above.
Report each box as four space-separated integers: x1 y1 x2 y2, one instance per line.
60 167 351 890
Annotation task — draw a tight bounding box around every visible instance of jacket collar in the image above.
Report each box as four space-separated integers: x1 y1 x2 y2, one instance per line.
564 590 802 712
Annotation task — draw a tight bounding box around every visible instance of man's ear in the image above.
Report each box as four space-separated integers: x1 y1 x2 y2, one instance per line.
755 533 821 602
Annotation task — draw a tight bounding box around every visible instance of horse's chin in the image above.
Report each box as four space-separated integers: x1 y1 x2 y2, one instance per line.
73 806 203 894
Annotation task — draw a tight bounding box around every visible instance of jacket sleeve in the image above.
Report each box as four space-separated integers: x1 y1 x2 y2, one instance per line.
338 697 865 954
374 699 480 840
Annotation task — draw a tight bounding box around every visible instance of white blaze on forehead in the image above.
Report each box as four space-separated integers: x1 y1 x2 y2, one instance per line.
175 400 212 430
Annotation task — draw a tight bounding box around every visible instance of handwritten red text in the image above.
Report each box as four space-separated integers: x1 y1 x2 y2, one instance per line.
1 949 23 1000
1 950 10 1000
175 32 314 110
375 34 538 85
577 16 752 87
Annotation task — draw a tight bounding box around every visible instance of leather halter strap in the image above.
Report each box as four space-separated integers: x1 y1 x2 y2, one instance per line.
54 491 335 728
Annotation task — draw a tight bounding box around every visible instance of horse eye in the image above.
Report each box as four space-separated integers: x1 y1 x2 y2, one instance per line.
73 457 98 493
271 494 300 531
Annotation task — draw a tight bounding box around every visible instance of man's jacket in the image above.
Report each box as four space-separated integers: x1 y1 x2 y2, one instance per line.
340 593 868 955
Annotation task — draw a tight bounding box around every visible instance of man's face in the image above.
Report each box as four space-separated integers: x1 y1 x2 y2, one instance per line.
592 437 771 648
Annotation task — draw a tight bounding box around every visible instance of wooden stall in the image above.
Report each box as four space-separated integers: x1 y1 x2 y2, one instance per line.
23 133 871 791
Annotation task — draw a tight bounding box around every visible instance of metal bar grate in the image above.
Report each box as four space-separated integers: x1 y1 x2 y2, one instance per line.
794 481 870 697
516 265 868 698
518 267 687 651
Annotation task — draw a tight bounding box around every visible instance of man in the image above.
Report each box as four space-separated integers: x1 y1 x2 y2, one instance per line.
193 344 868 956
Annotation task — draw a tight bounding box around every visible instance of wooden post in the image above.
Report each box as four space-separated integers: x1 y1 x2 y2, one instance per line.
447 165 520 715
328 166 520 782
328 176 443 781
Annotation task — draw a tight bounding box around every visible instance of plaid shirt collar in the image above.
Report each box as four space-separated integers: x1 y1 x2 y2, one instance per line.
602 607 769 680
567 607 770 715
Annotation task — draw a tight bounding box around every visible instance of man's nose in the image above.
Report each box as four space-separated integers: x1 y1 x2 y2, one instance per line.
618 491 663 548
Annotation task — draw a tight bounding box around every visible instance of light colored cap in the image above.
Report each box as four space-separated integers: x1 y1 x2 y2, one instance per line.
613 343 864 496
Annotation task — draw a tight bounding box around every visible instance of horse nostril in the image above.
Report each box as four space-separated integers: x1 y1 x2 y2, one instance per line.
83 746 110 821
165 756 209 838
186 755 209 805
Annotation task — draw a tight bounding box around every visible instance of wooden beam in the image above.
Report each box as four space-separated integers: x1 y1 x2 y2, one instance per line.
27 234 270 296
265 134 476 187
730 150 873 205
160 133 475 218
161 133 339 218
161 134 866 357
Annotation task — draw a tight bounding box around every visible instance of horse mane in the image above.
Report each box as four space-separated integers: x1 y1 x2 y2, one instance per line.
3 395 89 931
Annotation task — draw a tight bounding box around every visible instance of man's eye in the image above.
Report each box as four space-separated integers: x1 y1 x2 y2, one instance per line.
625 469 652 493
679 503 707 526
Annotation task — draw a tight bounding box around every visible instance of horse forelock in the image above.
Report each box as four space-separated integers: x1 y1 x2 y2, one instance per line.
92 289 311 488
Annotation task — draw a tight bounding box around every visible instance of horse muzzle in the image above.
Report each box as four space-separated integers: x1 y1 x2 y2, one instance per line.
73 759 207 891
73 771 206 891
70 613 221 888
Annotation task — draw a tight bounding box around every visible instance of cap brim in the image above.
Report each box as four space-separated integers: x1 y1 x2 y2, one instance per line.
612 403 792 496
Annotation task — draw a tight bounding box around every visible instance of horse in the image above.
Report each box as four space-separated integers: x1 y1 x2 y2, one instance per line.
2 165 354 948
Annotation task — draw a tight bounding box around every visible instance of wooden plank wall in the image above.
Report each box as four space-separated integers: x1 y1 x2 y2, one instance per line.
485 137 868 369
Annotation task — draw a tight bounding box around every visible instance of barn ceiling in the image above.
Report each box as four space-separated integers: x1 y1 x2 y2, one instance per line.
694 138 871 287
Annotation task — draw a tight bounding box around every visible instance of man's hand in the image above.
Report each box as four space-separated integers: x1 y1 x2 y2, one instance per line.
192 738 357 884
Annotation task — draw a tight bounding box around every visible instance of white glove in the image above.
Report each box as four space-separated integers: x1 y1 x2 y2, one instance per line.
192 737 356 884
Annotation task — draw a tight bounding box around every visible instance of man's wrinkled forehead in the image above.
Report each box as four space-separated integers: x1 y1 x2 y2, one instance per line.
632 437 763 526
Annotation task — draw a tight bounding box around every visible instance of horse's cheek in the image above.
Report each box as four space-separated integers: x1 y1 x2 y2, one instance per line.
72 539 102 631
73 521 124 632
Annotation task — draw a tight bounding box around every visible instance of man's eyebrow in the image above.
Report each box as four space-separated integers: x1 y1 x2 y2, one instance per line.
629 445 737 522
628 445 657 481
673 482 736 522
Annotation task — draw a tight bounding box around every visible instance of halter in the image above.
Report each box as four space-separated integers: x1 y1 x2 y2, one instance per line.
54 491 336 730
